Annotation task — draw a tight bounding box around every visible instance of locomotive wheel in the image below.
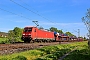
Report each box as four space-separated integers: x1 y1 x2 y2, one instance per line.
24 40 30 43
27 40 30 43
24 40 27 43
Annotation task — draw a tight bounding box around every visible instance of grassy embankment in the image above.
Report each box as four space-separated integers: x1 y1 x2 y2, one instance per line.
0 41 89 60
0 38 23 44
0 38 9 44
63 41 90 60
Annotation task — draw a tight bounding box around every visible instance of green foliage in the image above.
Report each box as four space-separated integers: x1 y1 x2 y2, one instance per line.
58 30 63 34
37 46 60 54
0 38 10 44
28 50 44 56
12 55 27 60
8 27 23 43
13 27 23 37
0 58 7 60
36 57 52 60
49 27 63 33
49 27 58 32
84 37 87 41
36 48 72 60
65 32 74 36
63 45 90 60
8 30 15 43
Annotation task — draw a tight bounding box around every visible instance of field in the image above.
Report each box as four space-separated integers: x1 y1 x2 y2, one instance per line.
0 38 23 44
0 41 89 60
0 38 8 44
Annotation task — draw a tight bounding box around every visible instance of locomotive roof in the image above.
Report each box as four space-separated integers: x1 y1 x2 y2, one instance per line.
24 26 37 28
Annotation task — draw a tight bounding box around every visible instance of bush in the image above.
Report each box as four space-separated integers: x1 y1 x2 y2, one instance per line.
0 41 5 44
12 55 27 60
0 58 7 60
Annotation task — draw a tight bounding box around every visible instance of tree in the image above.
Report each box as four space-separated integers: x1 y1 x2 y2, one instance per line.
65 32 74 36
8 30 15 43
8 27 23 43
58 30 63 34
49 27 58 32
84 36 86 39
82 8 90 47
49 27 64 34
13 27 23 41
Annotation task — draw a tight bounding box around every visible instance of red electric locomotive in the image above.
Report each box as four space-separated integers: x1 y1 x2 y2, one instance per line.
21 26 55 43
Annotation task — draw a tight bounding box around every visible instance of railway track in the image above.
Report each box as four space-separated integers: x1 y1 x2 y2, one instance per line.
0 42 70 55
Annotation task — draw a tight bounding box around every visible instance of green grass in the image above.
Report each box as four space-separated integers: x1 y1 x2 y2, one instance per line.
0 38 23 44
0 41 88 60
0 38 7 41
63 42 90 60
0 38 9 44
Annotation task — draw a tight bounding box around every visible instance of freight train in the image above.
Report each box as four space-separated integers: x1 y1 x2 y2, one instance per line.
21 26 83 43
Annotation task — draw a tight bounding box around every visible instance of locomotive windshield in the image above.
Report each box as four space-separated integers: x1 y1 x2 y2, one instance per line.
24 28 32 32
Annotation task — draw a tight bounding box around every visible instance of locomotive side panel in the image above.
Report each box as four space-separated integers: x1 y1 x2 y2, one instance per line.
31 27 38 40
36 29 54 40
37 29 44 39
32 28 55 42
47 31 54 40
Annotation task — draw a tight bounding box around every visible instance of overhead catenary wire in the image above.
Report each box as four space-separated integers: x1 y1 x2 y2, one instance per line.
0 4 25 19
19 0 48 20
19 0 38 12
0 7 31 20
10 0 56 23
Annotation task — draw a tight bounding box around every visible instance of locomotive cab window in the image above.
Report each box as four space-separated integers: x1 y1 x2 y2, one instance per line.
24 28 28 32
28 28 32 32
24 28 32 32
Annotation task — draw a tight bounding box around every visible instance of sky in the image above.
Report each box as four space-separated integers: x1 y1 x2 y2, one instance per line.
0 0 90 38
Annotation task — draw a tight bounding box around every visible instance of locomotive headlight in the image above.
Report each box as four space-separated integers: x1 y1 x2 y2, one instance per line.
23 34 25 35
